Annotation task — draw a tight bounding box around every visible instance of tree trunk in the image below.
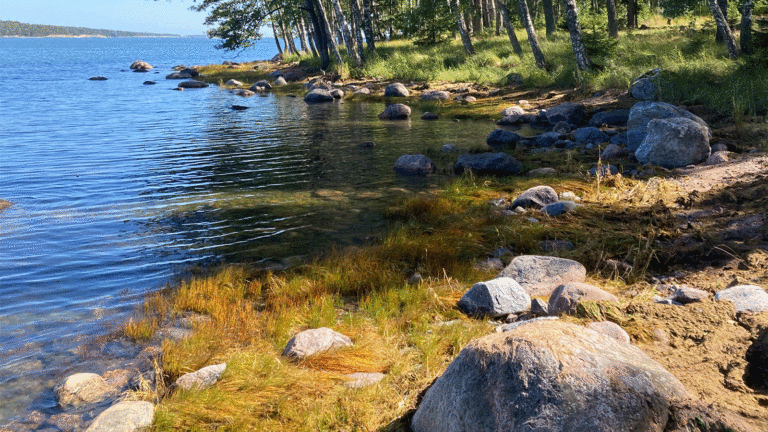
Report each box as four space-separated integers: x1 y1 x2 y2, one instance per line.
362 0 376 51
452 0 476 54
474 0 484 35
483 0 493 29
627 0 637 29
297 15 310 53
496 9 502 36
606 0 618 38
271 21 284 55
305 0 330 69
563 0 591 70
542 0 557 37
708 0 740 58
312 0 344 65
281 19 299 54
496 0 523 54
332 0 362 66
518 0 547 68
716 0 728 42
350 0 367 60
741 0 754 55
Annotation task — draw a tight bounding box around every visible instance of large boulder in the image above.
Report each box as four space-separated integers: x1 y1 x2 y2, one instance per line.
715 285 768 313
250 80 272 91
548 282 619 315
545 102 586 125
630 68 661 101
378 103 411 120
166 72 193 79
627 101 710 152
85 401 154 432
393 154 436 175
411 320 690 432
282 327 353 360
486 129 522 148
589 109 630 126
224 79 243 87
177 80 209 89
274 76 288 86
453 152 523 176
634 117 710 168
509 185 558 210
421 90 451 101
175 363 226 391
130 61 152 71
384 82 409 97
498 255 586 297
55 373 114 407
501 106 525 117
457 277 531 318
304 89 334 103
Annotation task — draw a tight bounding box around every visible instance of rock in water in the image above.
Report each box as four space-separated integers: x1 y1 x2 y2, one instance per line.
453 152 523 176
393 154 435 176
282 327 353 359
378 103 411 120
384 82 409 97
231 105 249 111
89 76 108 81
0 199 13 211
130 60 153 71
498 255 586 297
177 80 209 89
175 363 226 390
55 373 114 407
85 401 154 432
634 117 710 168
224 79 243 87
457 277 531 318
304 89 334 103
411 320 689 432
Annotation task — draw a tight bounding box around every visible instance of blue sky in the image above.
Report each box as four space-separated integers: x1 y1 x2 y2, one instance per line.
0 0 210 35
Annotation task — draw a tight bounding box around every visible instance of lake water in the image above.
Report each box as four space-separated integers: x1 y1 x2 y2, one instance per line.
0 37 509 427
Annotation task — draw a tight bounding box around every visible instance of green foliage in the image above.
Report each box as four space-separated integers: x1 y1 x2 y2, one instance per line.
0 20 176 37
580 12 619 60
398 0 455 45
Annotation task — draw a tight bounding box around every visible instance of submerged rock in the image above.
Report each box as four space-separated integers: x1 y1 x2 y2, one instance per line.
453 152 523 176
55 373 114 407
393 154 435 176
177 80 209 89
304 89 334 103
378 103 411 120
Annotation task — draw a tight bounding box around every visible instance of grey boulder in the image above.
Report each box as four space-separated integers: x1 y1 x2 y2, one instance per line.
378 103 411 120
175 363 226 391
224 79 243 87
304 89 334 103
411 320 689 432
715 285 768 313
453 152 523 176
627 101 710 152
393 154 436 175
634 117 710 168
671 286 710 304
457 277 531 318
178 80 209 89
85 401 154 432
384 82 409 97
283 327 353 359
421 90 451 101
274 76 288 86
545 102 586 125
486 129 522 148
589 109 630 126
509 186 558 209
548 282 619 315
499 255 587 296
501 106 525 117
540 200 577 217
589 165 619 177
55 373 115 407
630 68 661 101
588 321 630 344
601 143 624 160
573 126 609 144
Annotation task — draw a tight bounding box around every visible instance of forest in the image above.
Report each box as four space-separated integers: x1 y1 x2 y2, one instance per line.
0 20 177 37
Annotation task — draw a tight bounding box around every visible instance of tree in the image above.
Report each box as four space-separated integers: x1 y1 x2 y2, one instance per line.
741 0 755 55
517 0 547 69
331 0 363 66
349 0 367 60
606 0 618 38
563 0 591 70
495 0 523 54
542 0 557 37
452 0 476 54
707 0 739 58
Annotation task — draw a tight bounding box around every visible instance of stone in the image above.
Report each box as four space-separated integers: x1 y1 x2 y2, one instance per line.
174 363 226 390
250 80 272 90
671 287 710 304
85 401 154 432
499 255 587 297
545 102 586 125
441 144 456 152
486 129 522 148
497 316 559 332
715 285 768 313
711 143 728 152
627 101 710 152
54 373 114 407
527 167 557 177
408 273 423 285
421 90 450 101
359 141 376 149
573 126 609 144
706 151 729 165
224 79 243 87
177 80 209 89
49 413 85 432
143 81 156 85
166 72 193 79
330 89 344 99
538 240 575 252
354 88 371 95
589 109 630 126
536 131 562 147
508 186 558 210
89 76 107 81
552 121 572 134
635 117 710 168
501 106 525 117
540 200 577 217
394 154 435 175
589 165 619 177
283 327 353 359
457 277 531 318
384 82 409 97
630 68 661 100
345 372 385 388
412 320 689 432
530 298 549 316
462 96 477 103
378 103 411 120
507 72 524 85
236 89 255 97
610 133 628 147
497 113 537 125
274 76 287 86
601 143 624 160
0 199 14 210
588 321 630 344
453 152 523 176
559 191 580 201
475 258 505 272
304 89 334 103
421 112 439 120
548 282 619 315
130 60 153 71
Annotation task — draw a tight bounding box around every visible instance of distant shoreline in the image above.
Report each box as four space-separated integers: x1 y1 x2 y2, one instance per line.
0 35 184 39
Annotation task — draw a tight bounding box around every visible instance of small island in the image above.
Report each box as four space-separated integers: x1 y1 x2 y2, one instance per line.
0 20 178 38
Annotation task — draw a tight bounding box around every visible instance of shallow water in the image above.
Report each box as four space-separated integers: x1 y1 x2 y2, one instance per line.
0 37 529 424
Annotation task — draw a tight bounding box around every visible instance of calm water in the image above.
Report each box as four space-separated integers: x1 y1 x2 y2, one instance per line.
0 37 507 425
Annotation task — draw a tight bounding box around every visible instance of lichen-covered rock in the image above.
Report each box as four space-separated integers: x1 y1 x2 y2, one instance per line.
411 320 689 432
378 103 411 120
85 401 154 432
393 154 435 175
54 373 114 407
498 255 586 297
175 363 226 391
384 82 409 97
508 186 558 210
715 285 768 313
453 152 523 176
457 277 531 318
634 117 710 168
282 327 353 359
548 282 619 315
627 101 710 152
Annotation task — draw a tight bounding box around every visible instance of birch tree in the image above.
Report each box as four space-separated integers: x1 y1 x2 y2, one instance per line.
563 0 591 70
517 0 546 68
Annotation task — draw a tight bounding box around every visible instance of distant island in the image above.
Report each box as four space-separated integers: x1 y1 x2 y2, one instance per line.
0 20 179 38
